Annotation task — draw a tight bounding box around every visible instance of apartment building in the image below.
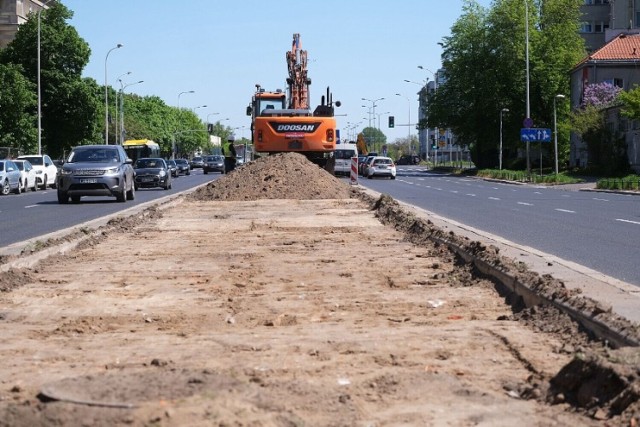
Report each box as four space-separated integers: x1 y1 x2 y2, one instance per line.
0 0 52 48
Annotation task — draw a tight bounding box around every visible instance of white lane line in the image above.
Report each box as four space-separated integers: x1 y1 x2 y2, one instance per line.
466 193 476 197
593 197 609 202
616 219 640 226
489 197 501 201
450 190 459 194
534 191 542 195
555 209 576 214
25 205 38 209
517 202 533 206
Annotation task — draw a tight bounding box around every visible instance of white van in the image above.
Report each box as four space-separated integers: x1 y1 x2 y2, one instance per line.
334 142 358 176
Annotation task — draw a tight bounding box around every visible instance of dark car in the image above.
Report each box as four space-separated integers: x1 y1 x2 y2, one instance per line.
133 158 172 190
189 156 204 169
56 144 135 204
203 155 225 174
396 155 420 165
174 159 191 175
165 159 178 177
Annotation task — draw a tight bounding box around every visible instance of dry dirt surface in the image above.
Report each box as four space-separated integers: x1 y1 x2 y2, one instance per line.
0 153 639 426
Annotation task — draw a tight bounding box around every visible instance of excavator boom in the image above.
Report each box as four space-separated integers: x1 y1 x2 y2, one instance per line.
286 33 309 110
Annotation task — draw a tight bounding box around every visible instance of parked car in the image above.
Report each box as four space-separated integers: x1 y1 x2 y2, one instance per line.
396 155 420 165
174 159 191 176
56 144 135 204
359 155 377 176
203 155 225 174
189 156 204 169
17 154 58 190
133 157 172 190
165 159 178 177
13 159 38 192
366 156 396 179
0 159 22 195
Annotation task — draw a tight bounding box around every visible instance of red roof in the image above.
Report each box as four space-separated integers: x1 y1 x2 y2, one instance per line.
578 33 640 66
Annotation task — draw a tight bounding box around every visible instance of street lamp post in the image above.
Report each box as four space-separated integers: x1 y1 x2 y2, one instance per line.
499 108 509 170
119 80 143 145
104 44 123 144
37 0 54 155
177 90 194 109
362 97 384 152
114 71 131 145
553 94 566 175
525 0 532 175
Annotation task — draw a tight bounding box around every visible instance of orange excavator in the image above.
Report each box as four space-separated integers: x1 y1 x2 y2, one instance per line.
246 33 340 171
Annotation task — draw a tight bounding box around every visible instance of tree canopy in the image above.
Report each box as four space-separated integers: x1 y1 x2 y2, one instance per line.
427 0 585 169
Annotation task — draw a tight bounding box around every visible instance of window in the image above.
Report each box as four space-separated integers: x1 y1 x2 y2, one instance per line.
580 22 593 33
614 78 623 88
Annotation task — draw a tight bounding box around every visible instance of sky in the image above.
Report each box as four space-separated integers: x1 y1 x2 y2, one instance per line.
60 0 493 142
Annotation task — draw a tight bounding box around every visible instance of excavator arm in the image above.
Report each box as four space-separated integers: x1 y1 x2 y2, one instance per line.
286 33 310 110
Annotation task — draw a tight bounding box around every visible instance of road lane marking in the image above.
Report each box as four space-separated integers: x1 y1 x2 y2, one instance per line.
517 202 533 206
450 190 459 194
25 205 38 209
466 193 476 197
593 197 609 202
555 209 576 214
489 197 501 201
616 219 640 226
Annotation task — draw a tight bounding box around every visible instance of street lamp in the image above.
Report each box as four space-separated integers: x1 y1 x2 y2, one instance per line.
207 112 220 124
499 108 509 170
362 97 384 151
177 90 194 109
37 0 54 155
114 71 131 145
553 94 566 175
193 105 207 113
525 0 532 174
119 80 144 145
104 43 123 144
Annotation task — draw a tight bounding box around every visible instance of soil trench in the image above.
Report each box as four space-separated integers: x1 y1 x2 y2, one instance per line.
0 153 637 426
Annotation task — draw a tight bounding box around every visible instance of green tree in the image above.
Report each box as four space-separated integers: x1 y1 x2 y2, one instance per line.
429 0 584 169
361 127 386 153
0 2 100 158
572 82 627 174
0 63 37 153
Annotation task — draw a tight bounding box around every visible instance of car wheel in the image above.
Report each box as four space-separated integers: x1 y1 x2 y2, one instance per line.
57 190 69 204
71 195 81 203
187 171 190 175
116 182 127 202
40 175 47 190
391 175 396 180
14 181 22 194
204 170 208 175
127 182 136 200
32 180 38 191
1 180 9 195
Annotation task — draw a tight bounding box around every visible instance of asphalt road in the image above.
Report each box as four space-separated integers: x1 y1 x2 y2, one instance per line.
0 168 220 248
356 166 640 286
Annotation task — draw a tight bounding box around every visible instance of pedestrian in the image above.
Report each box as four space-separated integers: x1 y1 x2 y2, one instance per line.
222 134 237 174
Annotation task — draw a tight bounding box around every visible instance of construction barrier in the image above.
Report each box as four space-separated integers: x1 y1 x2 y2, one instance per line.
350 157 358 185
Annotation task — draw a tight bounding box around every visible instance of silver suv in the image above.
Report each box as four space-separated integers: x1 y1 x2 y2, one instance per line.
56 145 135 204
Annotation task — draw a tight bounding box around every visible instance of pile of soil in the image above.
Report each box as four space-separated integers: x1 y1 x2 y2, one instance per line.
189 152 354 201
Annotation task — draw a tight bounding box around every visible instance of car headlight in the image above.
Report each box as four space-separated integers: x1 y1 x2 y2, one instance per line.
159 170 166 177
35 169 43 175
105 167 119 174
61 169 73 175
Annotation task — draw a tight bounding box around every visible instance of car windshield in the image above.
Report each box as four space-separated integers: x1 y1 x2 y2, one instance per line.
20 156 43 165
0 163 4 171
335 150 356 160
374 158 392 165
15 162 25 171
135 159 163 168
175 159 187 165
69 148 121 163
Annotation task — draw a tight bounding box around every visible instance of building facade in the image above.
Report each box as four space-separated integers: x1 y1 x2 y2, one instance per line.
0 0 51 48
570 33 640 172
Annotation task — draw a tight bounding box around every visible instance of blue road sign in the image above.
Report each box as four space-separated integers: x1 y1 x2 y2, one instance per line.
520 128 551 142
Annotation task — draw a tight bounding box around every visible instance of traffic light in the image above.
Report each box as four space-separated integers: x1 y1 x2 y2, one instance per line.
207 123 214 134
388 116 395 128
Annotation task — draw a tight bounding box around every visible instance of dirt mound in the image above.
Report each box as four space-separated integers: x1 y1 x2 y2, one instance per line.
188 153 353 201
